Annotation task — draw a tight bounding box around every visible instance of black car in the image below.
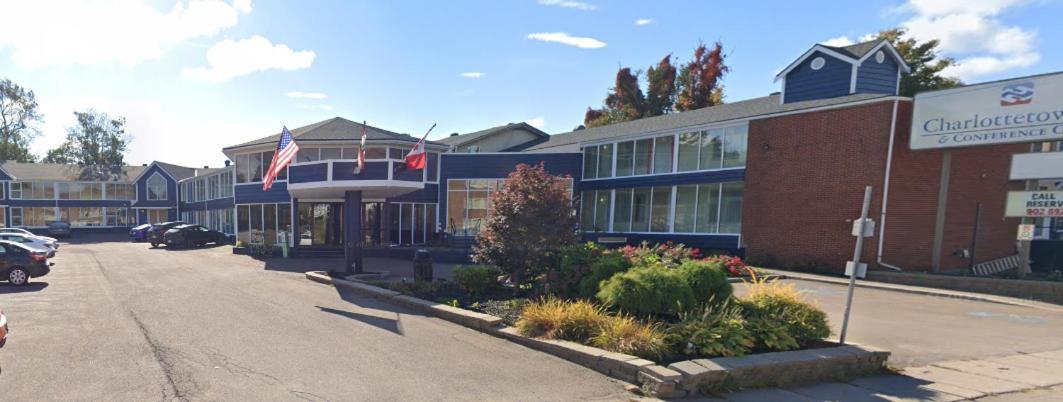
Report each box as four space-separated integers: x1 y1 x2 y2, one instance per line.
0 240 52 286
147 221 185 247
163 225 228 249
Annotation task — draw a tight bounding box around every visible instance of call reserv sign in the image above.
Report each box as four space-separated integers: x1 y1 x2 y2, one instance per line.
1004 191 1063 218
910 71 1063 150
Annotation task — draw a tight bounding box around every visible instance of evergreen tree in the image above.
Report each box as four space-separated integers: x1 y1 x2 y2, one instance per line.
872 28 962 97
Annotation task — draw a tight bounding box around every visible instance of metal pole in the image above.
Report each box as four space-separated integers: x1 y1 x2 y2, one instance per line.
969 202 981 272
840 185 873 345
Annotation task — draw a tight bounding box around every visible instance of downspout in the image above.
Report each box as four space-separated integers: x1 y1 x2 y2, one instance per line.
876 100 903 271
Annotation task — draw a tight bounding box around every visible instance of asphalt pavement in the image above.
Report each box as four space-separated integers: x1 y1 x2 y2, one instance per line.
0 239 633 401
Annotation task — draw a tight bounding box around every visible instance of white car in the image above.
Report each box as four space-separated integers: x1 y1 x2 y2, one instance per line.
0 233 56 257
0 228 59 249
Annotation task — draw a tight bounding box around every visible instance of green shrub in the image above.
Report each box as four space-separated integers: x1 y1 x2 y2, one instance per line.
543 243 602 297
590 314 668 361
577 252 632 298
596 264 694 316
738 279 830 351
677 260 733 305
516 298 607 342
452 265 501 296
665 302 755 358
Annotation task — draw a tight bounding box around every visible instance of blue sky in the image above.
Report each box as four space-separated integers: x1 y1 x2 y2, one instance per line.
1 0 1060 167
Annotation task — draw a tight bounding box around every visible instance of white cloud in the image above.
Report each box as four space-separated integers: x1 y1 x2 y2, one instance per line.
525 117 545 129
182 36 315 81
0 0 251 68
537 0 597 11
459 72 485 78
527 32 606 49
821 36 854 47
634 19 653 26
897 0 1040 80
285 91 328 99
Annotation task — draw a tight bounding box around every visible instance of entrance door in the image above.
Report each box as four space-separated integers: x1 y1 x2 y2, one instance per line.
297 203 343 246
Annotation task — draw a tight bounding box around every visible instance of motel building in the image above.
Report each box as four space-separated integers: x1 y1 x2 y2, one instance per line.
4 38 1061 276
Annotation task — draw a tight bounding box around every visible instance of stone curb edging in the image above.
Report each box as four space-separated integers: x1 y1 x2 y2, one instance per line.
304 271 891 398
760 269 1063 312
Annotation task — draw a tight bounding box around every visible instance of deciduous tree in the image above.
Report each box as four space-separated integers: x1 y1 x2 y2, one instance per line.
872 28 962 96
645 54 677 117
0 78 42 162
473 163 577 287
44 110 131 168
676 41 728 111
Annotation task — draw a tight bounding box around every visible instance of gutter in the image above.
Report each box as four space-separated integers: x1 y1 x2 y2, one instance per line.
876 100 903 271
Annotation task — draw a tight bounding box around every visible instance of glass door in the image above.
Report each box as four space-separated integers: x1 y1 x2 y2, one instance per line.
362 202 383 247
297 202 344 247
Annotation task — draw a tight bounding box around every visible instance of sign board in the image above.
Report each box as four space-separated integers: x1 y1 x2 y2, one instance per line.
910 72 1063 150
1004 191 1063 217
845 261 867 278
1017 224 1036 241
1011 151 1063 180
850 218 875 237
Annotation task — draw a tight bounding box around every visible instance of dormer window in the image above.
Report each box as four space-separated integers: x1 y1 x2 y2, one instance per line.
875 50 885 63
810 57 826 71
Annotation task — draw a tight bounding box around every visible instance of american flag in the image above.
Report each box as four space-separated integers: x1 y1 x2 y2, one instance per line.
263 126 299 191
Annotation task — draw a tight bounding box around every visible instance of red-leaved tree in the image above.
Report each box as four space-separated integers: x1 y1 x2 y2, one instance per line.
676 41 728 111
473 163 577 287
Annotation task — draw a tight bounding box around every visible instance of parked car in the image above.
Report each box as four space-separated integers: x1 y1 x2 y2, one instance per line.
0 240 52 286
46 221 71 238
0 233 56 257
129 224 152 242
0 228 59 248
147 221 185 247
163 224 228 248
0 309 7 348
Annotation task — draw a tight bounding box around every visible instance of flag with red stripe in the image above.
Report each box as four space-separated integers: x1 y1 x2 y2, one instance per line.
263 126 299 191
404 123 436 170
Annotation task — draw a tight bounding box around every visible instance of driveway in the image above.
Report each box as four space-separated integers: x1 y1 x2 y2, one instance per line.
0 240 631 401
735 279 1063 368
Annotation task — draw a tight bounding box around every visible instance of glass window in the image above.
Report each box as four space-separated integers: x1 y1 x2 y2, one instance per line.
250 152 263 182
634 138 653 175
596 144 613 179
615 141 634 177
106 183 134 200
593 190 610 231
582 146 598 179
341 147 357 159
653 136 674 174
147 173 168 200
677 132 701 172
719 182 744 233
237 205 250 244
674 185 697 232
297 148 319 162
236 154 249 183
278 204 291 238
580 191 595 232
723 125 747 168
650 186 671 232
696 183 721 233
320 148 341 160
364 147 386 159
701 128 724 169
447 189 467 233
11 183 22 199
612 188 632 232
10 208 21 226
264 204 277 245
86 183 102 200
631 188 651 232
389 148 409 160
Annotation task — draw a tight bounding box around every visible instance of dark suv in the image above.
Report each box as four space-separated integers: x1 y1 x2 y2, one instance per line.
163 225 228 248
147 221 185 248
0 240 52 286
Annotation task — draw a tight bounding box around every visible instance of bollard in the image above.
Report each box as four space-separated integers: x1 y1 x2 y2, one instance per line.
413 249 433 282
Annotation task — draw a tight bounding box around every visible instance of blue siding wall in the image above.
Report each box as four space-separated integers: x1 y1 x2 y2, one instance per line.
332 161 390 180
235 182 290 204
288 163 328 183
784 51 853 103
855 55 899 95
389 184 438 204
134 164 178 208
0 169 13 181
438 152 583 229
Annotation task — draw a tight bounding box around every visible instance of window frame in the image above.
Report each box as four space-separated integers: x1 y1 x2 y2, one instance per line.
146 173 168 201
579 122 748 181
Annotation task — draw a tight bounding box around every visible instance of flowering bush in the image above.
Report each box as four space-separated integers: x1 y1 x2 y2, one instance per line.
619 241 701 267
705 255 752 277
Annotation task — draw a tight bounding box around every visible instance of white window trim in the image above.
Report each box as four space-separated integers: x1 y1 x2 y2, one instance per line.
581 183 743 236
146 173 168 201
582 123 749 181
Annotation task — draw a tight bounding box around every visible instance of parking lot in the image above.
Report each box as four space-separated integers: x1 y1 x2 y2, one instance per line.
0 238 631 401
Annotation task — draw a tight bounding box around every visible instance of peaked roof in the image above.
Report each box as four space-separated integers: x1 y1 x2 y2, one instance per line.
775 39 910 81
437 122 549 147
223 117 445 150
525 92 897 152
1 162 147 182
155 161 198 181
822 40 884 59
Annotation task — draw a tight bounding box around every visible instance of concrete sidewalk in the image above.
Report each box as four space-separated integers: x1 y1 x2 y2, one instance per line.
711 349 1063 401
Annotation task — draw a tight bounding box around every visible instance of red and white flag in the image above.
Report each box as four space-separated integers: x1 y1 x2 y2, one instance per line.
356 121 367 174
405 123 436 170
263 126 299 191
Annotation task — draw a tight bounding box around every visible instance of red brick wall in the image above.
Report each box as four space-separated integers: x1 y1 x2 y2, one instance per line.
743 101 893 271
743 99 1026 273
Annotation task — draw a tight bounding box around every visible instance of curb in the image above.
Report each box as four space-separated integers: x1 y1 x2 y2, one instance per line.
305 270 892 398
760 269 1063 312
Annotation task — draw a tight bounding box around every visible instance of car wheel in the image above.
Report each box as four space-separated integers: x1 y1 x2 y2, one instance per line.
8 267 29 286
151 242 159 248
